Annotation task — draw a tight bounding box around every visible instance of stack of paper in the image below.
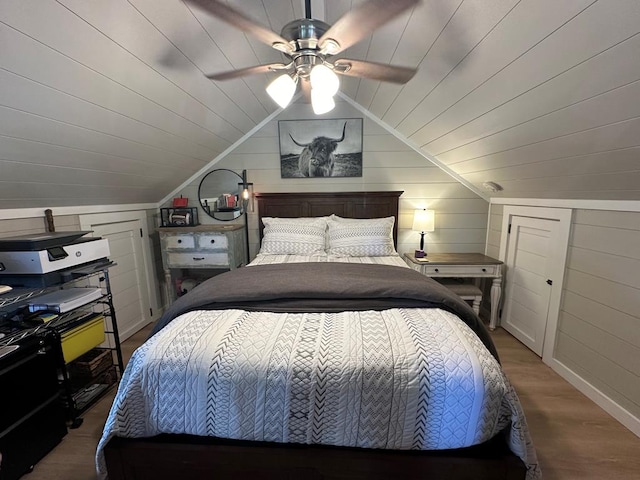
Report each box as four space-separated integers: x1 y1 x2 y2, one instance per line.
28 287 103 313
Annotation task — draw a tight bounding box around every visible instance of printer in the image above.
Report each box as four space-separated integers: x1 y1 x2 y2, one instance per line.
0 231 110 287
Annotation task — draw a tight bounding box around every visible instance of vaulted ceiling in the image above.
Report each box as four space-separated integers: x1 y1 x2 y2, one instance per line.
2 0 640 209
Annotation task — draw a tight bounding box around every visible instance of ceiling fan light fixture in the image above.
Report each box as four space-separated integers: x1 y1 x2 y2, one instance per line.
266 73 297 108
311 89 335 115
310 64 340 96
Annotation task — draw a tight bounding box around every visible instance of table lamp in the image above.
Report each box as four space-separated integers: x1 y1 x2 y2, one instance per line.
412 209 435 258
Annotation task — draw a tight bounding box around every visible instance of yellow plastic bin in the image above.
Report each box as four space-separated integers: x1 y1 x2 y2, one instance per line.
60 314 105 364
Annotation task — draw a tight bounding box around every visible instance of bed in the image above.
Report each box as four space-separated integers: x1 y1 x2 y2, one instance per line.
98 191 540 480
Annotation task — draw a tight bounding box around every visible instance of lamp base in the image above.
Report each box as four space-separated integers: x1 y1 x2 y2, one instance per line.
415 249 426 258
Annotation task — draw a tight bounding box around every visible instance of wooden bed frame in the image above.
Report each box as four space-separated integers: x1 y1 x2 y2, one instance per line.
104 191 527 480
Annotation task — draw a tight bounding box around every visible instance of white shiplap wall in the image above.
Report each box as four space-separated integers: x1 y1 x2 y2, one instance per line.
486 203 504 260
2 0 640 206
0 215 80 238
556 209 640 426
401 0 640 201
162 98 489 260
488 203 640 435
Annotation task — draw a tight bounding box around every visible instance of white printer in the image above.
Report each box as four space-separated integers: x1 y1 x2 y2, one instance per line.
0 231 110 287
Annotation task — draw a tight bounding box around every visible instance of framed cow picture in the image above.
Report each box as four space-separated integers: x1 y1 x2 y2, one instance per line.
278 118 363 178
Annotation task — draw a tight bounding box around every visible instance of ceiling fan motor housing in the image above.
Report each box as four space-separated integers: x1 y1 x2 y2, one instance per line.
281 18 330 49
292 52 323 77
279 19 334 78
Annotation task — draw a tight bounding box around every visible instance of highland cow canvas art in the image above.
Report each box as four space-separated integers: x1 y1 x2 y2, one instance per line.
278 118 363 178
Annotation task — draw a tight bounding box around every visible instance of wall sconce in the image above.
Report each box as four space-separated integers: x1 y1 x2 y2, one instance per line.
239 170 253 264
412 209 435 258
239 170 254 213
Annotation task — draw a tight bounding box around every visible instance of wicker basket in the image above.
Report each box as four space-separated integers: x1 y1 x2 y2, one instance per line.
69 348 113 384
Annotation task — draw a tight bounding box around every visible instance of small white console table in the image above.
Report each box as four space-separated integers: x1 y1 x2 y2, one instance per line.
403 252 503 330
158 224 246 302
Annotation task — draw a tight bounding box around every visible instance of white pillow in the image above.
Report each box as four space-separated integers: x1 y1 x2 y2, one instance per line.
327 216 396 257
260 217 328 255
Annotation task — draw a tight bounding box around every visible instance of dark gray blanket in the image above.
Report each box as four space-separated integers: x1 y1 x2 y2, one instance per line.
150 262 499 361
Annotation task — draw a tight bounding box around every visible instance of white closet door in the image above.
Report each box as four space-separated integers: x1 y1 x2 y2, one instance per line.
91 220 150 341
80 211 157 343
502 216 558 356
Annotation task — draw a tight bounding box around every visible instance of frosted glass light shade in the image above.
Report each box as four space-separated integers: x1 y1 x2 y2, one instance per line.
242 183 254 212
311 89 335 115
266 74 297 108
412 209 435 232
310 64 340 96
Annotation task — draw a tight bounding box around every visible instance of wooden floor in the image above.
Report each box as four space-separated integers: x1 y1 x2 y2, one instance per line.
22 325 640 480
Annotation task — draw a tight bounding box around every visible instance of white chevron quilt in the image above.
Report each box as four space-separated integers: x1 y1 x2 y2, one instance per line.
97 306 540 479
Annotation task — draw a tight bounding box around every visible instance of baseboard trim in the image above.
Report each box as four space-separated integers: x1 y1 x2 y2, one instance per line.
547 356 640 438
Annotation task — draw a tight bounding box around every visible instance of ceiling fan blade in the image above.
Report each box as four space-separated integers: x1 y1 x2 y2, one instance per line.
205 63 289 81
184 0 292 53
319 0 420 55
333 59 417 84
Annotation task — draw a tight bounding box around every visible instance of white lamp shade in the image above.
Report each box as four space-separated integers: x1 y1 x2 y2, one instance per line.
310 64 340 96
266 74 297 108
412 209 435 232
311 89 336 115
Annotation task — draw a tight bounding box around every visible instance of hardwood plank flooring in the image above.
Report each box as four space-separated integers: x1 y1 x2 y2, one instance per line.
20 326 640 480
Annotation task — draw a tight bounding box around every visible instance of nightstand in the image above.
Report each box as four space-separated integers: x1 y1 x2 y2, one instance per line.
403 252 503 330
158 225 246 302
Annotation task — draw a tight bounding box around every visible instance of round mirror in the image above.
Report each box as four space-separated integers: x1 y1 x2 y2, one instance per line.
198 169 244 221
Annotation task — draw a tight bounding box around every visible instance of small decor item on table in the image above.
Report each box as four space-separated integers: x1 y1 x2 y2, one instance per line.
211 193 241 221
172 195 188 208
412 208 435 258
160 207 199 227
216 193 239 210
177 278 200 296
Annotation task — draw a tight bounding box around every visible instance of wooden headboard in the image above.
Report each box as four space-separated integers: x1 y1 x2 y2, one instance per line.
254 191 403 247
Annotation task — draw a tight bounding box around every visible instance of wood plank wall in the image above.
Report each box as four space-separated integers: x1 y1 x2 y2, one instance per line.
487 204 640 427
161 98 489 260
0 214 81 238
557 209 640 420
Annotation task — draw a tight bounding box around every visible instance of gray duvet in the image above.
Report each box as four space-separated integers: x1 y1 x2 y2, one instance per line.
150 263 498 358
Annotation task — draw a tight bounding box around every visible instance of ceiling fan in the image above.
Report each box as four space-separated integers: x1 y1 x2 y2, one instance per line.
184 0 420 113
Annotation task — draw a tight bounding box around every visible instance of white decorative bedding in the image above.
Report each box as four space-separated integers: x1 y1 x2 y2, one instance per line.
248 252 409 268
96 262 540 479
97 311 539 478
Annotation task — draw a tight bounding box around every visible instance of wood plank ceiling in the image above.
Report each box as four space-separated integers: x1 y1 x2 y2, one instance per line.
1 0 639 208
